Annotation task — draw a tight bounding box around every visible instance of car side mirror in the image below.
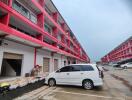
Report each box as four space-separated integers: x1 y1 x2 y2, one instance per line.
56 70 60 73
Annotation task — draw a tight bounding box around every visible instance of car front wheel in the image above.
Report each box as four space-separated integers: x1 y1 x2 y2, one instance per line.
83 80 93 90
48 79 56 87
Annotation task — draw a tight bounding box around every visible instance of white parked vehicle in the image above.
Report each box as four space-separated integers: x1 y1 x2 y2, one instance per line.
45 64 103 90
120 62 132 69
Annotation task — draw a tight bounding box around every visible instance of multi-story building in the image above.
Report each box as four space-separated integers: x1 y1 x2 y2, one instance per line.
0 0 90 77
101 36 132 63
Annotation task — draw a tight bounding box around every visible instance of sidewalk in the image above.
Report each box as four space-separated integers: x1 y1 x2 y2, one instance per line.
0 77 45 100
0 75 46 90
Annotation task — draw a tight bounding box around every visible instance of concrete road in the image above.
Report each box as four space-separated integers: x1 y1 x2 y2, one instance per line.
15 66 132 100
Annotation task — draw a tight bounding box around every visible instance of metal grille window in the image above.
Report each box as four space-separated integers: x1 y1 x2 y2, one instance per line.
57 34 62 41
12 1 21 13
13 0 29 19
30 14 37 24
21 6 29 19
45 6 52 16
70 43 74 50
44 24 52 34
12 0 37 24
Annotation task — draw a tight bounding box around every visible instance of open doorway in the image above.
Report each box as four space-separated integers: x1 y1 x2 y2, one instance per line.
0 52 23 77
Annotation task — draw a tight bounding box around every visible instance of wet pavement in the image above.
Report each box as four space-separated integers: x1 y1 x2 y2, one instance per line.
15 66 132 100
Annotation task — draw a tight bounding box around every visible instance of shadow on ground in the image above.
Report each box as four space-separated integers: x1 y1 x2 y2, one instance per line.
55 85 103 91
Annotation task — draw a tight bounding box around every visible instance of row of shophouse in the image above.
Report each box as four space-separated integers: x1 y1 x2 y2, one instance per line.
101 36 132 64
0 0 90 77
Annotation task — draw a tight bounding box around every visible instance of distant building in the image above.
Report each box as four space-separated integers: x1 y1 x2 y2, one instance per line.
101 36 132 63
0 0 90 77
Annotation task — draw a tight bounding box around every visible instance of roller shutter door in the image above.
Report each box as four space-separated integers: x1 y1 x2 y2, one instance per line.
43 58 50 72
54 59 58 71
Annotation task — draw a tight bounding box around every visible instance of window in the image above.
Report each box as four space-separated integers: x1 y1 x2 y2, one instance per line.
30 14 37 24
13 0 21 13
21 6 29 19
81 65 94 71
71 66 81 72
57 34 62 41
45 6 52 16
59 66 72 72
44 24 52 34
128 62 132 64
70 43 74 50
13 0 29 19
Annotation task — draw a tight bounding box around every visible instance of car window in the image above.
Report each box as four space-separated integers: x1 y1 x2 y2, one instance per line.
128 62 132 64
81 65 94 71
71 65 82 72
59 66 72 72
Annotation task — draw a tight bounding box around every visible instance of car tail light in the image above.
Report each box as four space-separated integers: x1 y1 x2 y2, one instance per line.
96 65 104 79
99 71 104 78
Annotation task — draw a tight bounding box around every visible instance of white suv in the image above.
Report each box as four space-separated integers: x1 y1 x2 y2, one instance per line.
120 62 132 69
45 64 103 90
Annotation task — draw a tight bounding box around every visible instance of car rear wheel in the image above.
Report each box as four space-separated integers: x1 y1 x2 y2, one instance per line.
83 80 93 90
48 79 56 87
124 66 127 69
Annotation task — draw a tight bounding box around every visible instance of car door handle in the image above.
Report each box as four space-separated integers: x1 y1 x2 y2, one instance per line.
80 73 83 75
66 73 70 75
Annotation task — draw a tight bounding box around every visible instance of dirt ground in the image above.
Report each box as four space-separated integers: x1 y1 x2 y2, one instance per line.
15 66 132 100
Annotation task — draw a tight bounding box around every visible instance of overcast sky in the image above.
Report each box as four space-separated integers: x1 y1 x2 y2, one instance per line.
52 0 132 61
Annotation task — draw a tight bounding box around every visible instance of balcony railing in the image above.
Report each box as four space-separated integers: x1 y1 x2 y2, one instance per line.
9 24 37 38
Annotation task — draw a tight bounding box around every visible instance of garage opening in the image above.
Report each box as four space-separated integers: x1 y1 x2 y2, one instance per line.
43 58 50 73
68 60 70 65
0 52 23 77
72 60 76 64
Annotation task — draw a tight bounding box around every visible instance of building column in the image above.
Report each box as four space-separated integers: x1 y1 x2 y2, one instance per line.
0 49 3 75
61 34 64 43
52 27 58 38
37 13 44 29
61 23 65 32
61 55 63 68
51 52 55 72
67 39 70 48
52 12 58 23
36 34 43 42
0 13 10 26
8 0 12 7
37 0 45 29
52 27 58 47
38 0 45 7
34 48 37 67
